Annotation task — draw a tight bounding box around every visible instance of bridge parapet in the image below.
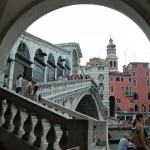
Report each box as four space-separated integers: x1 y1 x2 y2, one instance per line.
0 87 108 150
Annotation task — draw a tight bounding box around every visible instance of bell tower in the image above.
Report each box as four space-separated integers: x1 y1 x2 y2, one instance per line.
106 36 118 72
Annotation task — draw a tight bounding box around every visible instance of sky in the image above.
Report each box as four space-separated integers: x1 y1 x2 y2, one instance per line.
27 5 150 71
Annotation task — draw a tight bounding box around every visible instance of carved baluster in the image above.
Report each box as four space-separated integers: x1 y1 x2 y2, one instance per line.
33 117 44 147
0 98 4 125
46 123 57 150
13 106 22 135
2 100 13 129
22 112 33 141
59 126 67 150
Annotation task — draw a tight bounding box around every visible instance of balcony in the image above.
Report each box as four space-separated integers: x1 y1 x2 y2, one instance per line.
125 92 133 97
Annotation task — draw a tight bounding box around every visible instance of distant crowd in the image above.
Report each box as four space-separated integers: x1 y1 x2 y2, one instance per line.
57 74 91 81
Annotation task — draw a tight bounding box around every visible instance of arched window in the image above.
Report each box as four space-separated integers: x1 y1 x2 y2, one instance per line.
98 74 104 83
135 104 139 112
33 49 46 82
57 56 65 80
110 61 112 67
133 80 137 86
141 104 146 112
98 66 104 70
114 61 116 67
116 107 121 112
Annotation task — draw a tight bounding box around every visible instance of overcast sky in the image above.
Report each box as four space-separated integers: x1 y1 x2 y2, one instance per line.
27 5 150 71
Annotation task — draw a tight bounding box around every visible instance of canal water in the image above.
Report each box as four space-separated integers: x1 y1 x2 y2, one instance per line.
109 128 131 150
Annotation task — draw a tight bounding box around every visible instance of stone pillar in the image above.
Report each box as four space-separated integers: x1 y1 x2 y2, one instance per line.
67 119 93 150
96 120 108 148
8 61 15 89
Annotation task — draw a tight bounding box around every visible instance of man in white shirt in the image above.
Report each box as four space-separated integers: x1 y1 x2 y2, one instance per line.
118 134 129 150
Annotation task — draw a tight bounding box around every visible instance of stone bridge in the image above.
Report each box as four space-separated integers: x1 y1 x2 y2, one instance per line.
22 79 106 120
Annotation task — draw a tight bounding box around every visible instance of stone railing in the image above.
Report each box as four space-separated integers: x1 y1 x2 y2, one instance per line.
40 97 108 149
22 79 105 117
37 79 92 97
0 87 97 150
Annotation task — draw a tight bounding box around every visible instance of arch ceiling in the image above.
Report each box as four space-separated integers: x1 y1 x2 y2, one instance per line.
0 0 150 63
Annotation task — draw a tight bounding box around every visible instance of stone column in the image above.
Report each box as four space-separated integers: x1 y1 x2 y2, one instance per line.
96 120 108 148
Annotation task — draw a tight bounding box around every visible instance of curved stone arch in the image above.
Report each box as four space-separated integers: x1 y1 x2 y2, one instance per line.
73 90 102 119
35 48 44 62
1 0 150 66
16 42 30 60
48 53 55 64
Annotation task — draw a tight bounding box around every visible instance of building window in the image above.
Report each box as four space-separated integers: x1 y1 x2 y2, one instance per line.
130 99 133 103
135 104 139 112
134 92 138 100
98 74 104 83
132 64 138 68
110 77 113 82
147 80 150 86
110 87 114 93
121 78 124 82
116 77 120 81
146 72 150 76
149 104 150 112
129 78 132 82
148 92 150 100
116 107 121 112
141 104 146 112
143 64 148 68
121 87 124 93
99 83 104 91
133 80 137 86
132 72 136 76
117 99 121 103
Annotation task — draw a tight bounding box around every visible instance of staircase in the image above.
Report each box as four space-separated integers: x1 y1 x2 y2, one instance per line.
0 87 108 150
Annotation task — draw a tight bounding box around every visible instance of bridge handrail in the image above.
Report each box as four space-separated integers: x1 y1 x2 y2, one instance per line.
33 79 105 117
0 87 93 149
0 88 108 150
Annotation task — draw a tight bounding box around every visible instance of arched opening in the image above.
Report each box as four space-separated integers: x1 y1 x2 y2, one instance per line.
75 95 99 119
47 53 56 81
33 49 47 82
135 104 139 112
13 42 32 89
64 59 70 78
57 56 65 80
72 50 78 75
109 96 115 117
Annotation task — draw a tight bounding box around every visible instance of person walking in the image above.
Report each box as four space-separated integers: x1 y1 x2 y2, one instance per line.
118 134 129 150
3 75 9 89
15 74 23 93
31 80 39 102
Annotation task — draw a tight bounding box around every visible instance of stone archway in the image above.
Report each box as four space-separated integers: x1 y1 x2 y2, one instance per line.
0 0 150 82
75 95 99 119
109 96 115 117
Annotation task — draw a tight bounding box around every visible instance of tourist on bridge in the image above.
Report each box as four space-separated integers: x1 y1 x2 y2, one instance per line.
118 134 129 150
31 80 39 102
3 75 9 89
15 74 23 93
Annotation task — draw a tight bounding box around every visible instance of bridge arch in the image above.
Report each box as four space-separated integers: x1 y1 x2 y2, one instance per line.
75 93 99 119
0 1 150 67
74 88 104 119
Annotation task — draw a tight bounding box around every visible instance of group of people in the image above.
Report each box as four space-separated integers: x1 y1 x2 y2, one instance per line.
15 74 40 102
118 113 150 150
58 74 91 81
